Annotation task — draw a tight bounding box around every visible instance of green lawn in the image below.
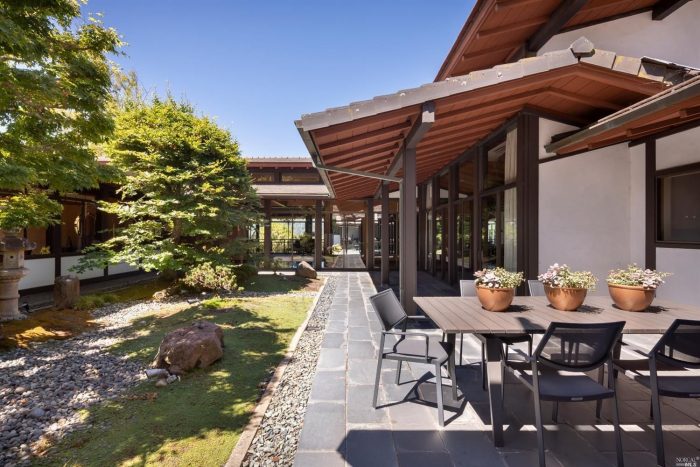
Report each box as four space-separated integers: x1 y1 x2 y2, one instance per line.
36 276 318 467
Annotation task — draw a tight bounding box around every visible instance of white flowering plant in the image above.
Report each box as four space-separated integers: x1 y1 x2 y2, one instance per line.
538 263 597 290
607 264 670 290
474 267 524 289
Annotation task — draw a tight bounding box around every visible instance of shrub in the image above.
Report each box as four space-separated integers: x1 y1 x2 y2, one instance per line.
474 268 524 289
182 263 240 293
73 293 119 311
607 264 670 289
538 263 597 290
234 263 258 284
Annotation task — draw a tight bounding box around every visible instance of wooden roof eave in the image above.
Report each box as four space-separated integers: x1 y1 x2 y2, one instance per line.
545 74 700 155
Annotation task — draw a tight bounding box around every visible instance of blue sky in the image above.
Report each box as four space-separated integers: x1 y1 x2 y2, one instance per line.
86 1 472 157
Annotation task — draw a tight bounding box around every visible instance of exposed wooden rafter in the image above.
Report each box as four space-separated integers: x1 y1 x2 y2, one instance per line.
652 0 692 20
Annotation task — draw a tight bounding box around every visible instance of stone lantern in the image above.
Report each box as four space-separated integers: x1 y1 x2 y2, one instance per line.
0 232 36 321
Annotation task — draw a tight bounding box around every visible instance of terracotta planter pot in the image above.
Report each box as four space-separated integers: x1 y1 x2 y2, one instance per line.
608 283 655 311
544 285 587 311
476 286 515 312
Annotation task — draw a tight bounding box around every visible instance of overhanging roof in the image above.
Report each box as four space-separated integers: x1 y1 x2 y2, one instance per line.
436 0 688 81
296 39 695 200
545 74 700 155
246 156 313 169
253 184 330 199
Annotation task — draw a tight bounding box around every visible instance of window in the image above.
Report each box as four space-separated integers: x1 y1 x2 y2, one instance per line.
657 165 700 244
61 199 97 253
458 160 474 198
483 128 517 190
281 172 321 183
438 172 449 205
251 172 274 183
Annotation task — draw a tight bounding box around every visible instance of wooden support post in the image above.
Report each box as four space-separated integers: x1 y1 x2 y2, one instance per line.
448 166 458 284
516 114 539 294
417 184 426 271
263 199 272 264
315 200 323 269
365 198 374 270
400 147 418 314
381 182 390 286
645 141 657 269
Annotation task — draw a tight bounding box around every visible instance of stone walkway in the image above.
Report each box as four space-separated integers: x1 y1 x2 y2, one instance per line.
294 271 700 467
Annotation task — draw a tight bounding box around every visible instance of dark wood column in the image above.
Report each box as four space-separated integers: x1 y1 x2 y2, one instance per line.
324 212 332 251
417 184 426 271
400 147 418 314
381 182 390 286
365 198 374 270
314 200 323 268
448 166 458 284
516 113 539 286
263 199 272 264
645 140 657 269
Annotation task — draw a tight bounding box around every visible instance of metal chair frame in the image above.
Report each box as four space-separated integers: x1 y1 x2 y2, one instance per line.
369 288 457 427
506 321 626 467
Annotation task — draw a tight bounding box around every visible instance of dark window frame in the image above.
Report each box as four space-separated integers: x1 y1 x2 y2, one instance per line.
656 161 700 249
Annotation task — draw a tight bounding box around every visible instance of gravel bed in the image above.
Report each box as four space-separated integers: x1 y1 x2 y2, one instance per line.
0 298 189 467
242 274 338 467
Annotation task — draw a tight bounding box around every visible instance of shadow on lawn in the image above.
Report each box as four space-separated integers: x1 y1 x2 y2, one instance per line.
38 297 301 466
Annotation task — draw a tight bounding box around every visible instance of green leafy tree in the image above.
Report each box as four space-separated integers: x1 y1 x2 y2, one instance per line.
77 96 260 278
0 0 121 230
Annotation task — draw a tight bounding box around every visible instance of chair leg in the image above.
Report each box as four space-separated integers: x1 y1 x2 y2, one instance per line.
481 341 487 391
533 394 546 467
527 338 533 356
596 366 605 419
650 387 665 467
611 394 625 467
501 360 506 408
459 333 464 366
372 356 383 408
552 402 559 423
396 360 402 384
448 356 458 401
435 362 445 427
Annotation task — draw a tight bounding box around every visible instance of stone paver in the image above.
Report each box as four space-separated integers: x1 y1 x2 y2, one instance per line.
295 271 700 467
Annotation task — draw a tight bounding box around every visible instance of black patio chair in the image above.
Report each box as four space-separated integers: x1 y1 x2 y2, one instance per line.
460 280 533 391
369 288 457 427
504 321 626 467
615 319 700 467
528 279 545 297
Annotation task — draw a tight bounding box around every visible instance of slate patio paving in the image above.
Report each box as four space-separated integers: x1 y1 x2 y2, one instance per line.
294 271 700 467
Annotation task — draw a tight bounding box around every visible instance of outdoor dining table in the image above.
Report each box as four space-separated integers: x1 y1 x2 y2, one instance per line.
413 295 700 447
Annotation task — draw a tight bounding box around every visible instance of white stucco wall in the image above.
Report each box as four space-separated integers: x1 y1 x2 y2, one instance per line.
538 143 632 294
19 258 56 290
629 143 646 266
538 2 700 69
108 262 139 275
654 126 700 305
538 118 579 160
60 255 104 280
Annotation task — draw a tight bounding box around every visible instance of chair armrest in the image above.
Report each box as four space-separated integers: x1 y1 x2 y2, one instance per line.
383 330 430 360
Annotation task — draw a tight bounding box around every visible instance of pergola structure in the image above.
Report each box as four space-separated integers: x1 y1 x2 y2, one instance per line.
296 40 694 312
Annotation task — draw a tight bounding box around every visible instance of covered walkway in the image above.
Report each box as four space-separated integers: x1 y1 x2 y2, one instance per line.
294 271 700 467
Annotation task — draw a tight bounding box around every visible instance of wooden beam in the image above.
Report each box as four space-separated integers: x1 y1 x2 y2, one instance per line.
477 15 548 40
326 145 396 167
549 88 623 111
495 0 542 11
460 41 523 63
526 0 587 52
323 135 400 159
652 0 692 20
317 164 401 183
386 102 436 178
318 120 411 152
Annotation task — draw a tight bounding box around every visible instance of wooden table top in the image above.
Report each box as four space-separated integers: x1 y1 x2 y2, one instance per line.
413 296 700 334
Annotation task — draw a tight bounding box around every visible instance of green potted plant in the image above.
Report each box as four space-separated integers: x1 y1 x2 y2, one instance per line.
474 267 524 312
607 265 670 311
538 263 597 311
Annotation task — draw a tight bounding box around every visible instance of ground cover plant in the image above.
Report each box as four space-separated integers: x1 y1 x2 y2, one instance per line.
34 274 319 466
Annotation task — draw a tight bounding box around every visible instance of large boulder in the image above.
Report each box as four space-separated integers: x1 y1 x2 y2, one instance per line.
53 275 80 309
152 321 224 374
296 261 317 279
